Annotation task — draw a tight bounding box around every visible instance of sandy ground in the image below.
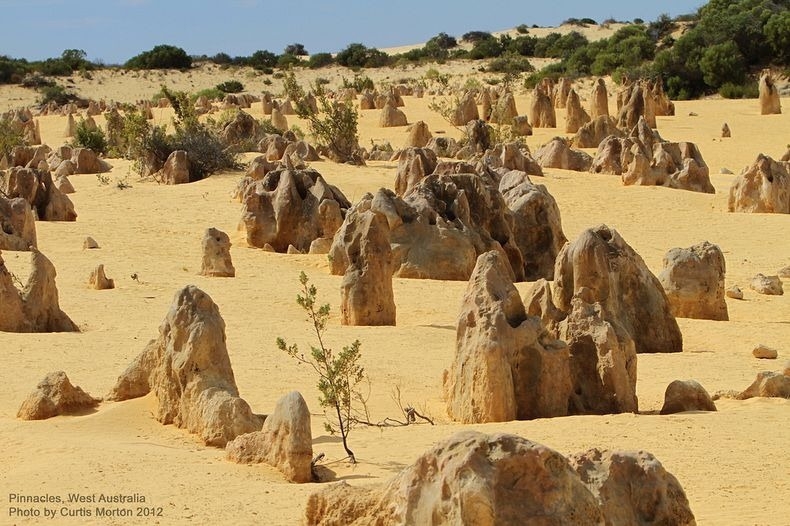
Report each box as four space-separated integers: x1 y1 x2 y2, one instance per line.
1 63 789 526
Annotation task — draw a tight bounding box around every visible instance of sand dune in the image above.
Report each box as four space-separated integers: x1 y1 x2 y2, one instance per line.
1 66 789 526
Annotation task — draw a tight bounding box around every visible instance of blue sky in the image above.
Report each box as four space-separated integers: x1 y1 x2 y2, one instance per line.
0 0 704 64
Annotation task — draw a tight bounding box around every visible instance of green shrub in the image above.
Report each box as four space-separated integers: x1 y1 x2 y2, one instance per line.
516 24 529 34
216 80 244 93
125 44 191 70
308 52 334 69
192 87 224 101
0 116 25 159
486 54 535 74
73 120 108 155
718 81 759 99
0 55 30 84
39 84 77 105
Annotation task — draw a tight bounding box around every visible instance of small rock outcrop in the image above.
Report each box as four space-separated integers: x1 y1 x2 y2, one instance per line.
753 344 778 359
727 154 790 213
239 167 350 252
659 241 728 321
17 371 100 420
750 273 784 295
335 206 396 326
88 264 115 290
444 251 571 423
200 228 235 277
379 102 407 127
158 150 190 185
394 147 437 196
226 391 313 483
564 88 591 134
1 167 77 221
534 137 593 171
570 448 696 526
736 370 790 399
571 115 624 149
660 379 717 414
758 70 782 115
405 120 431 148
451 92 479 126
0 248 79 333
589 78 609 119
108 286 263 446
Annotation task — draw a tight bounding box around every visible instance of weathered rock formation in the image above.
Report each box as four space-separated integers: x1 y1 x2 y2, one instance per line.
108 286 263 446
531 225 683 354
498 170 566 280
480 142 543 177
571 115 624 149
490 91 518 125
534 137 593 171
659 241 728 321
553 77 572 109
200 227 235 277
394 147 437 196
565 88 591 134
405 120 431 148
736 370 790 399
88 264 115 290
220 110 260 148
306 431 695 526
1 167 77 221
451 92 479 126
444 251 571 423
379 102 407 127
0 196 37 250
591 118 714 194
589 78 609 119
759 70 782 115
529 87 556 128
660 379 716 414
226 391 313 483
335 206 395 326
750 273 784 295
239 167 350 252
17 371 99 420
511 115 533 136
0 248 79 333
570 448 696 526
158 150 190 185
617 81 656 129
727 154 790 213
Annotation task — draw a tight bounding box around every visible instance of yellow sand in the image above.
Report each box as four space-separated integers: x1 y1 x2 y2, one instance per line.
1 64 789 526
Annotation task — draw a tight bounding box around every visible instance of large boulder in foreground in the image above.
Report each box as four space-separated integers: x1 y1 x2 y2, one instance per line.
17 371 100 420
659 241 728 321
239 167 350 252
226 391 313 483
727 154 790 214
570 448 696 526
108 286 263 447
305 432 604 525
0 248 79 333
536 225 683 354
444 251 571 423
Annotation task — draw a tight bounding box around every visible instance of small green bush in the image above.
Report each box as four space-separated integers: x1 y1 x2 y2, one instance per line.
308 53 334 69
0 116 25 159
125 45 191 70
73 120 108 155
216 80 244 93
718 81 759 99
39 84 77 105
192 87 224 101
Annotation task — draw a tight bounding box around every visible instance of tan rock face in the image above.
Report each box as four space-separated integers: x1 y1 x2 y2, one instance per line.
393 147 437 196
0 196 37 250
558 296 639 415
451 91 479 126
305 432 604 525
88 264 115 290
71 147 112 174
220 110 260 148
0 248 79 333
728 154 790 213
17 371 100 420
226 391 313 483
534 137 592 172
445 251 571 423
659 241 728 321
480 142 543 177
550 225 683 354
378 102 407 127
490 91 518 125
589 78 609 119
572 115 624 149
617 82 656 129
498 170 566 281
159 150 190 185
565 88 591 134
737 371 790 399
749 273 784 295
759 70 782 115
108 286 263 446
239 167 350 252
660 379 717 414
336 207 395 326
529 87 556 128
200 227 235 277
2 167 77 221
570 448 697 526
404 120 431 148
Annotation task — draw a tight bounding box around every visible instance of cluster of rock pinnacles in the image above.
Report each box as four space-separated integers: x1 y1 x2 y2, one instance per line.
7 72 789 524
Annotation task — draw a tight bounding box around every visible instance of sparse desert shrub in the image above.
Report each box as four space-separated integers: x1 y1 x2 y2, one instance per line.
341 74 374 92
39 84 77 105
516 24 530 34
73 119 108 155
461 31 494 43
277 272 365 463
285 72 361 164
308 53 334 69
718 81 759 99
0 115 25 160
192 87 224 101
216 80 244 93
486 54 535 74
